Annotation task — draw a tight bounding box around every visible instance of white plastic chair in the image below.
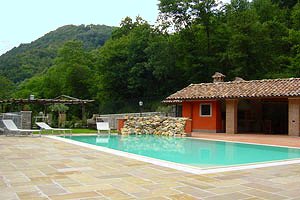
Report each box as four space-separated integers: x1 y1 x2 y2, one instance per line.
96 122 110 135
3 119 41 137
36 122 72 136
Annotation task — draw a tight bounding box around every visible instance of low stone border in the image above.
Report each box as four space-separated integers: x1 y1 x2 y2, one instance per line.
121 116 187 136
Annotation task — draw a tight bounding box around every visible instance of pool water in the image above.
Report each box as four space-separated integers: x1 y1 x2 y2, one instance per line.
64 135 300 168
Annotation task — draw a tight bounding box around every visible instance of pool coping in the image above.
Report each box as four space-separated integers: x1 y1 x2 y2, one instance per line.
46 135 300 174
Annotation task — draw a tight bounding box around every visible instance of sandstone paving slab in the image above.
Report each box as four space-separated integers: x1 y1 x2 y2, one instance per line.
121 175 154 185
276 189 300 199
8 185 39 193
279 181 300 190
30 176 55 185
1 136 300 199
131 188 181 199
174 186 215 198
290 197 300 200
0 188 19 200
166 193 199 200
141 196 170 200
110 180 149 194
81 197 107 200
214 173 248 180
49 191 101 200
203 178 249 187
65 183 114 193
185 175 220 183
53 178 82 187
142 182 185 191
206 185 250 195
16 190 48 200
37 183 68 196
270 176 300 184
21 169 45 178
203 192 253 200
97 188 133 199
178 179 215 190
242 182 284 193
242 189 289 200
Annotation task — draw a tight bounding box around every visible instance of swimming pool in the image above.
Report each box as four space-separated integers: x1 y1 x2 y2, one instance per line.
61 135 300 168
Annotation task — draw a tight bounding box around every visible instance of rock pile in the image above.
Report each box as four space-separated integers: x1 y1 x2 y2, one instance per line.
121 116 187 136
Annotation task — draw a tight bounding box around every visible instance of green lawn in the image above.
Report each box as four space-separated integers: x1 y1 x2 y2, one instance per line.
36 128 118 135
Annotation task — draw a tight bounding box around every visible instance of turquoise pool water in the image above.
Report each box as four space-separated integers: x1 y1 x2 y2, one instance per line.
64 135 300 168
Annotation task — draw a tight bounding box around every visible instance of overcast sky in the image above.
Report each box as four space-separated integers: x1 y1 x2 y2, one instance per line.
0 0 230 55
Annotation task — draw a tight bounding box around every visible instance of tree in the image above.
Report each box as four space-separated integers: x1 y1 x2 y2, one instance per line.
96 17 156 113
158 0 219 54
291 2 300 30
252 0 285 23
49 104 69 127
0 75 14 99
271 0 298 9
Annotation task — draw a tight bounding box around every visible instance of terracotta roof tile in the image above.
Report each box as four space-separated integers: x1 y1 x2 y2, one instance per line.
164 78 300 103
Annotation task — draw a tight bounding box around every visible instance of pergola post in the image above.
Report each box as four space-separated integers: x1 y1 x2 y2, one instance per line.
226 99 238 134
288 98 300 136
81 103 86 124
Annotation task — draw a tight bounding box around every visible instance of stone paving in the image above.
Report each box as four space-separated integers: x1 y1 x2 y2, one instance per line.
1 135 300 200
192 133 300 148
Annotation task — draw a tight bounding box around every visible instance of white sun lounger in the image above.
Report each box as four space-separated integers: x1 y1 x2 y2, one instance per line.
36 122 72 136
96 122 110 135
3 119 41 137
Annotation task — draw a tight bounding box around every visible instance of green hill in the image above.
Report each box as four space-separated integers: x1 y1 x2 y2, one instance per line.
0 24 114 83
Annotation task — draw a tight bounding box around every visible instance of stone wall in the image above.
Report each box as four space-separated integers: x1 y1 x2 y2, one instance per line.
21 111 32 129
121 116 187 136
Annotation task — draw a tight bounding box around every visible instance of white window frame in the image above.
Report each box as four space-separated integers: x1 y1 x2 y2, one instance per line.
200 103 212 117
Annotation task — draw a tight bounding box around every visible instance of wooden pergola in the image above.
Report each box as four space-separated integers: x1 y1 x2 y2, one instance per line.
0 95 95 121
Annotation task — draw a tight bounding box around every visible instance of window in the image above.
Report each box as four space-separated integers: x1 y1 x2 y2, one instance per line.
175 105 182 117
200 103 212 117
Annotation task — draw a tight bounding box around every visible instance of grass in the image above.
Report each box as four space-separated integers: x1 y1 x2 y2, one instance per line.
35 128 118 135
71 128 98 134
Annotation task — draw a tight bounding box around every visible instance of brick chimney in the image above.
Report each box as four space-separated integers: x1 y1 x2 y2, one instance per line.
212 72 225 83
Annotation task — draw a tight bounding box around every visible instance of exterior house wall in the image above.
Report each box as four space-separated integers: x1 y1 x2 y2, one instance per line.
182 102 193 119
182 100 222 133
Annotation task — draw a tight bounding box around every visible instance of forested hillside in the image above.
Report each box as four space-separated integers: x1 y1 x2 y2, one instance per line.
0 24 113 83
1 0 300 115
